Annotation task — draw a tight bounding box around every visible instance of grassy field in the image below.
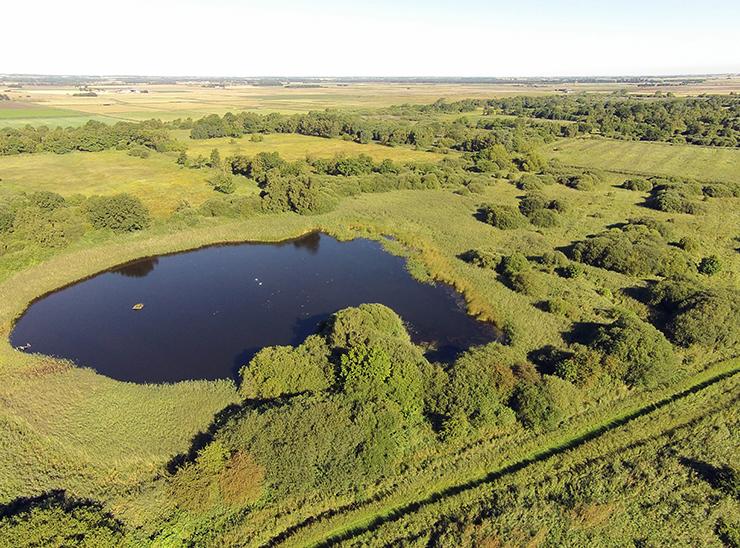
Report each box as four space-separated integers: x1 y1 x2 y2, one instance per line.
0 151 249 216
544 137 740 184
177 131 450 162
0 91 737 543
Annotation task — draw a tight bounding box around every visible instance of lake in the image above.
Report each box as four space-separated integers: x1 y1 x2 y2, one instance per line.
11 233 500 383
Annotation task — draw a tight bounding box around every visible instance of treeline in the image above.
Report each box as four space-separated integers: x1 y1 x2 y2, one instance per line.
486 94 740 147
180 107 564 153
0 120 178 155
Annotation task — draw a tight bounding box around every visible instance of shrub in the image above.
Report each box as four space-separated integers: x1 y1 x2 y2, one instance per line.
622 177 653 192
529 208 560 228
559 262 584 278
571 224 693 277
667 289 740 349
480 204 527 230
647 185 699 214
697 255 721 276
0 493 126 546
127 145 151 158
0 208 14 233
540 250 569 271
519 191 551 217
500 253 530 278
86 194 151 232
438 345 518 429
209 172 236 194
512 380 565 430
30 191 65 211
593 313 677 388
516 174 544 191
239 335 333 399
461 249 499 270
554 343 603 387
677 236 699 254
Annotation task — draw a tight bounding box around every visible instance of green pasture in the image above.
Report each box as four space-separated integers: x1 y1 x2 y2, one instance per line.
544 137 740 184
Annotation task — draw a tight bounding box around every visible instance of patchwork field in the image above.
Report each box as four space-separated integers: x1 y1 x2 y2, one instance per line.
544 137 740 184
3 76 739 128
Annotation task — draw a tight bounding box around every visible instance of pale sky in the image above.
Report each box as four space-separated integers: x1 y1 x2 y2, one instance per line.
4 0 739 77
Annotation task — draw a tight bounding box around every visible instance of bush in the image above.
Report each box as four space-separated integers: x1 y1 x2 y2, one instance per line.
437 345 518 429
593 313 677 388
554 343 603 387
461 249 499 270
697 255 721 276
622 177 653 192
209 172 236 194
539 250 569 271
239 335 333 399
30 191 65 211
86 194 151 232
519 191 551 217
512 379 565 430
0 208 14 233
647 185 699 214
499 253 530 278
667 289 740 349
559 262 584 279
677 236 699 254
516 174 544 191
571 224 693 277
127 145 151 158
480 204 527 230
529 208 560 228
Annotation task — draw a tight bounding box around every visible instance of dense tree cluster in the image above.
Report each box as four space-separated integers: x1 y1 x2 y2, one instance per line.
0 120 178 155
485 94 740 146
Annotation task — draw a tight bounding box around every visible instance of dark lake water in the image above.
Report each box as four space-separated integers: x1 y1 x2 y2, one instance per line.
11 233 500 383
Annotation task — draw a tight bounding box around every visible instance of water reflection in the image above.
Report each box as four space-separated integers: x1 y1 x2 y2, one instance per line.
11 233 500 383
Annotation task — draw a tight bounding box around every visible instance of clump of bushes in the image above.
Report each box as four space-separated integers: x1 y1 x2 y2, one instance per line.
650 279 740 350
571 222 693 277
86 194 151 232
647 183 700 214
461 248 499 270
479 203 528 230
592 312 678 388
622 177 653 192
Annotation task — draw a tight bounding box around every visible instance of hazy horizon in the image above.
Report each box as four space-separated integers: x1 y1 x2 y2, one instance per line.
4 0 739 77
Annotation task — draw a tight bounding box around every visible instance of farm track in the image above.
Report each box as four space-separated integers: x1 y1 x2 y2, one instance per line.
266 359 739 547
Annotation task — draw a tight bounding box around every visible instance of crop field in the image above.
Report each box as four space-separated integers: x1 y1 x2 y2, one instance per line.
543 137 740 184
177 131 450 162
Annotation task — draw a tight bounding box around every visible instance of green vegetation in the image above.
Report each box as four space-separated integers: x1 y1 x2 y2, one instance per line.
0 89 737 545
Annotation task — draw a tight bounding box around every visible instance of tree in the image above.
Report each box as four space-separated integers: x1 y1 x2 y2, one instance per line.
86 194 150 232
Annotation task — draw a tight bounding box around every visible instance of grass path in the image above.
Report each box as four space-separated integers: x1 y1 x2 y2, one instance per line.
269 358 739 547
